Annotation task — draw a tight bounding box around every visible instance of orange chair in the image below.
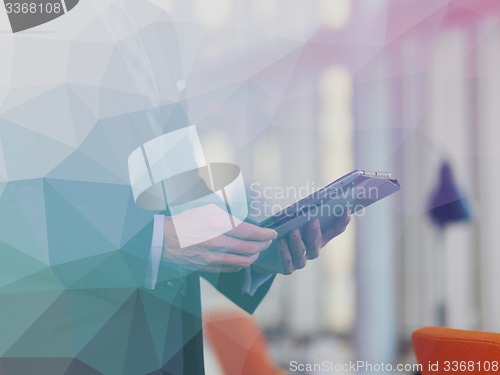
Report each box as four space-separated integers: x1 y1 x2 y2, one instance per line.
412 327 500 375
204 310 285 375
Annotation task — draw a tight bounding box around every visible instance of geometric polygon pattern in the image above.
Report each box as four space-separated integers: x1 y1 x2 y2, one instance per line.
0 0 419 371
1 1 197 372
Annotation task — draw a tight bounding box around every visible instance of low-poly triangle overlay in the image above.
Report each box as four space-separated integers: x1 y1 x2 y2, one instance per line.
2 0 491 373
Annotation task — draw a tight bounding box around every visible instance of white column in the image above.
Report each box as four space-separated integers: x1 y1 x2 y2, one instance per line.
476 20 500 332
354 55 397 365
427 28 476 329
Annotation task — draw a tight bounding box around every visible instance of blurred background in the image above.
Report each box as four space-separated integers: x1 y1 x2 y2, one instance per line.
150 0 500 373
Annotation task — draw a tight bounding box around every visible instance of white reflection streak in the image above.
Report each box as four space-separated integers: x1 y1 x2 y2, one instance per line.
100 2 166 134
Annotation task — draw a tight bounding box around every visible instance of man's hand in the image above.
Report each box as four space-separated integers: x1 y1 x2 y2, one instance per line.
276 212 351 275
162 204 278 273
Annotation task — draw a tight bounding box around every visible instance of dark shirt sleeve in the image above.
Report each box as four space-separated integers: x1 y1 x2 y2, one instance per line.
200 271 276 314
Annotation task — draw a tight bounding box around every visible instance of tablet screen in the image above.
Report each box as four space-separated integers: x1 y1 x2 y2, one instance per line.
258 170 400 237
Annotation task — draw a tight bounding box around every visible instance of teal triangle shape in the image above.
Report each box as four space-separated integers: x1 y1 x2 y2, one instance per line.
123 292 161 374
0 179 49 264
70 252 139 289
44 178 130 248
0 266 64 295
1 289 65 356
137 288 174 365
65 287 136 355
76 291 138 375
50 252 113 289
43 180 118 265
0 240 46 289
5 291 79 357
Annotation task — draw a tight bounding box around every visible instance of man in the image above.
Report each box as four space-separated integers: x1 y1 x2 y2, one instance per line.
0 1 350 374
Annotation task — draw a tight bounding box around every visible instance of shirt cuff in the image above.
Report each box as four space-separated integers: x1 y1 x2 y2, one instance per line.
144 214 165 289
241 267 274 296
146 215 274 293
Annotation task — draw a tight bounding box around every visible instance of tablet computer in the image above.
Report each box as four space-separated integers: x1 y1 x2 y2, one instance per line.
255 169 400 272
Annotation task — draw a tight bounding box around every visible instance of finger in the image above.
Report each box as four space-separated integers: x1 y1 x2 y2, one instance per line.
226 221 278 241
203 235 273 255
303 219 322 260
322 212 351 245
205 251 260 269
287 229 307 270
278 238 294 275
